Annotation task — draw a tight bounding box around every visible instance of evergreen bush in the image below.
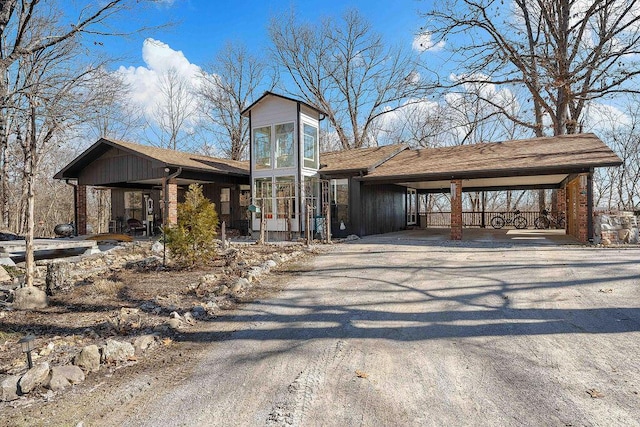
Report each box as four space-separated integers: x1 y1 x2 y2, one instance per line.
164 183 219 267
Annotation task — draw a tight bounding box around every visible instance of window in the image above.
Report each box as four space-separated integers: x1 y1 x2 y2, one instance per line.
254 178 273 219
407 188 417 225
254 126 271 169
275 177 296 219
303 123 318 169
331 179 349 230
220 188 230 215
275 123 294 168
124 191 143 220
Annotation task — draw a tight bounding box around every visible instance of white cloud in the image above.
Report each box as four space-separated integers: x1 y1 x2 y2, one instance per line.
412 31 445 53
117 38 203 119
582 102 632 132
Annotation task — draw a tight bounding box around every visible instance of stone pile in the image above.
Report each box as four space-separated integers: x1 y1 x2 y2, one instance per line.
594 211 639 245
0 336 157 402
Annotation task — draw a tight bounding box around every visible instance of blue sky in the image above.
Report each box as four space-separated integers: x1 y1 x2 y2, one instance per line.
111 0 428 68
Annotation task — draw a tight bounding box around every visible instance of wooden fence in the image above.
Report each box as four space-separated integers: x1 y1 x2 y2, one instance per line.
421 211 542 228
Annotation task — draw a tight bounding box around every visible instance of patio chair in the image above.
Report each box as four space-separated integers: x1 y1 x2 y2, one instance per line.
127 218 146 236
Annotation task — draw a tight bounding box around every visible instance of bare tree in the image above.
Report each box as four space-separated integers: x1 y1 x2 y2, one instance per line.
198 42 274 160
84 68 144 141
593 100 640 209
424 0 640 136
0 0 160 290
0 0 159 229
270 9 429 149
146 66 198 151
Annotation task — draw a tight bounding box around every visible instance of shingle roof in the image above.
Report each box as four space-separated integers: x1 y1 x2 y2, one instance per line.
106 139 249 175
54 138 250 180
363 133 621 181
319 144 408 175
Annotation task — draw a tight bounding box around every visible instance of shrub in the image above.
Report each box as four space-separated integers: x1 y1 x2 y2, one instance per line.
164 183 219 267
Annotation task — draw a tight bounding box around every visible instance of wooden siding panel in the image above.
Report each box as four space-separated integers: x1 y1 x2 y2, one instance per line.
359 184 406 236
251 97 297 127
78 149 158 185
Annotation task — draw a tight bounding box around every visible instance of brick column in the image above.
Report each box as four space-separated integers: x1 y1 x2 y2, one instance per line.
577 173 589 243
450 179 463 240
167 178 178 226
556 187 567 216
76 184 87 235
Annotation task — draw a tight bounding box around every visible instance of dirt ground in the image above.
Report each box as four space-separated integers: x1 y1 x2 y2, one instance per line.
0 241 315 426
2 234 640 426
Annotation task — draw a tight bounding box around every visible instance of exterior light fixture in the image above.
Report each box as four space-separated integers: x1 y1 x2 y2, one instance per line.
18 334 35 369
450 182 457 199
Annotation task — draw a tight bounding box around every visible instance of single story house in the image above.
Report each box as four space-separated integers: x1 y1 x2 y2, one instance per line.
55 92 622 243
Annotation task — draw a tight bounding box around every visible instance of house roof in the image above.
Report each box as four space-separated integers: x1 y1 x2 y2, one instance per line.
240 91 326 117
54 138 249 180
319 144 409 175
363 133 622 183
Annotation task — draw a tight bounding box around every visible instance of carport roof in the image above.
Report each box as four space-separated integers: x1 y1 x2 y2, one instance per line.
54 138 249 180
361 133 622 190
319 144 408 175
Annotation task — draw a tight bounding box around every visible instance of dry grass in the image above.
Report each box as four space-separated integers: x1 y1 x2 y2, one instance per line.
0 330 21 342
77 278 125 298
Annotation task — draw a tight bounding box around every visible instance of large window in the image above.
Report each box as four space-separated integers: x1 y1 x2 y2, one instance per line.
275 177 296 219
303 123 318 169
254 178 273 219
331 179 349 230
220 188 230 215
254 126 271 169
275 122 295 168
124 191 143 220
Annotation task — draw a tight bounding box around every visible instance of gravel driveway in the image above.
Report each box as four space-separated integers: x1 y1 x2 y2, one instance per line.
123 235 640 426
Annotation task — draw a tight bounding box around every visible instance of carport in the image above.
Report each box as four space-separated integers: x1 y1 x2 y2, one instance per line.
359 133 622 243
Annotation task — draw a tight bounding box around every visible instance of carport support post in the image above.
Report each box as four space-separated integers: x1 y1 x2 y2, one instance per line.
450 179 463 240
167 178 178 226
76 184 87 236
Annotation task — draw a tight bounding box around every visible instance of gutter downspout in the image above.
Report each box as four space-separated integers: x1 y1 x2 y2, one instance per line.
297 103 302 236
64 179 78 236
587 168 594 243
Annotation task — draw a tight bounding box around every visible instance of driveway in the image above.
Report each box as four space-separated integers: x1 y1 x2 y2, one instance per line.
124 236 640 426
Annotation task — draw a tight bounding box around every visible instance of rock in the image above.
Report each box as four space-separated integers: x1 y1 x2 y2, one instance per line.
151 240 164 253
133 335 156 355
13 286 48 309
110 307 142 333
199 273 218 284
1 375 20 401
344 234 360 241
46 366 85 391
18 362 50 394
270 253 284 263
74 345 101 373
169 311 182 320
101 339 135 363
191 306 206 317
264 259 277 269
205 301 219 315
231 278 250 295
167 318 182 330
38 342 55 357
183 312 195 325
0 265 11 282
215 285 230 296
45 261 70 296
